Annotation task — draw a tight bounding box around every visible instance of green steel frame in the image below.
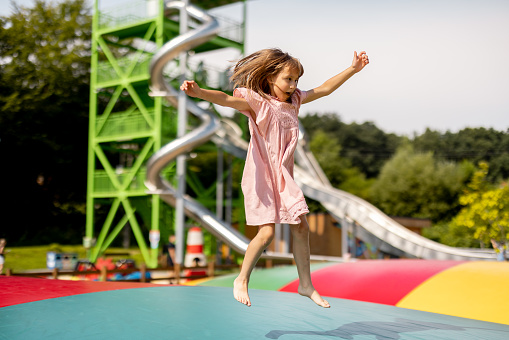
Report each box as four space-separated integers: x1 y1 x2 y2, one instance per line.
86 0 245 268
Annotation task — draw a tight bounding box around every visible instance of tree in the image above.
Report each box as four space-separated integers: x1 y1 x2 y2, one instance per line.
0 0 92 245
336 121 400 178
449 162 509 248
422 220 480 248
370 144 473 222
300 112 344 137
309 130 373 200
301 113 401 178
413 127 509 182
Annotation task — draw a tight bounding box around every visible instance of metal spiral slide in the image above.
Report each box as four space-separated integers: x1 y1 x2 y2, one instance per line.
146 1 496 261
146 0 250 255
145 1 305 260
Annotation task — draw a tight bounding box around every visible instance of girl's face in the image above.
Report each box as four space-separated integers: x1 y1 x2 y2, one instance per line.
269 66 300 102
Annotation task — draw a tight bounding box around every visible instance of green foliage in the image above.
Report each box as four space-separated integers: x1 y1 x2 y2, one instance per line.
309 130 374 201
1 0 91 110
301 113 401 178
370 144 473 222
308 130 344 185
300 112 343 136
413 127 509 182
0 0 92 245
422 220 480 248
337 121 401 178
449 162 509 247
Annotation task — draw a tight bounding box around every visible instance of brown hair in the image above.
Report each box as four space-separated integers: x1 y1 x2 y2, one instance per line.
230 48 304 99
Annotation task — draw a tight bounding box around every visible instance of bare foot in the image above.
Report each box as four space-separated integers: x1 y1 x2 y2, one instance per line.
298 286 330 308
233 277 251 307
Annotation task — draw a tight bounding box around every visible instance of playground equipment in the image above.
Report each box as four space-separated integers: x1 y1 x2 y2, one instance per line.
293 135 497 260
145 2 496 261
88 0 496 266
85 0 246 267
193 259 509 325
2 277 509 338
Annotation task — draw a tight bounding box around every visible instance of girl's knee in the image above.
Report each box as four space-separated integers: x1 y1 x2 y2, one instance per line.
291 218 310 236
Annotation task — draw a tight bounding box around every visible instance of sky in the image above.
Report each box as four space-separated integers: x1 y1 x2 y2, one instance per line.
2 0 508 136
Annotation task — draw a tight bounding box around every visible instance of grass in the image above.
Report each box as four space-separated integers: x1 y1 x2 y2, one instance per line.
3 244 146 273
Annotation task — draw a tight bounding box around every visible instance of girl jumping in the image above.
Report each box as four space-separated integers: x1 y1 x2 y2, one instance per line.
181 48 369 308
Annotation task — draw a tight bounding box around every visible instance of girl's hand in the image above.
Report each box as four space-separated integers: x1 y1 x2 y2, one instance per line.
351 51 369 73
180 80 202 98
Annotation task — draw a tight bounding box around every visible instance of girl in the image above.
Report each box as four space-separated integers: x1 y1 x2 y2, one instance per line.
181 48 369 308
0 239 5 275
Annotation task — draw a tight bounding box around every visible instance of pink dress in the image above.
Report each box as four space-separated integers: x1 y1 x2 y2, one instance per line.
233 87 309 226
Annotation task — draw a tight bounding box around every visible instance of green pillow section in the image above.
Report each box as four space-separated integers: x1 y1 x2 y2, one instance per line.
198 262 336 290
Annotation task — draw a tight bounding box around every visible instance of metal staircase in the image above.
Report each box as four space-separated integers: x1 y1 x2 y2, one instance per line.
86 0 245 267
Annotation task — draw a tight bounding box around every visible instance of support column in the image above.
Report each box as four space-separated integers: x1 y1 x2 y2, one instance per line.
341 217 349 259
216 148 224 264
85 0 100 257
175 0 189 265
225 155 233 263
283 224 290 253
275 224 281 252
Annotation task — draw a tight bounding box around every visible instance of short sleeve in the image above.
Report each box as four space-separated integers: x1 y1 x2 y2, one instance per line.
293 88 307 113
233 87 271 133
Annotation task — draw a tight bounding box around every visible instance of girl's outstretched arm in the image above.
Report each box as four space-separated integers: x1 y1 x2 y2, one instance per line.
302 51 369 104
180 80 254 116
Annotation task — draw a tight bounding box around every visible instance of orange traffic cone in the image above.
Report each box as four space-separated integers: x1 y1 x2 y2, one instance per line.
184 227 207 267
183 227 207 281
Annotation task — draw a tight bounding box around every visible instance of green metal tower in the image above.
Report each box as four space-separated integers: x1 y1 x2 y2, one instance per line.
86 0 245 268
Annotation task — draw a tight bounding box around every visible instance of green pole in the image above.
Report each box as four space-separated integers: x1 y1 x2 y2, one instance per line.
147 0 167 269
85 0 100 256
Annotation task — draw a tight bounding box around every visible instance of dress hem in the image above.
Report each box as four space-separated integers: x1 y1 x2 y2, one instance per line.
245 212 309 226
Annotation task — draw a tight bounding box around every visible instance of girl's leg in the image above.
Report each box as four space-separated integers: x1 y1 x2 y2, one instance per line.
233 224 275 306
290 215 330 308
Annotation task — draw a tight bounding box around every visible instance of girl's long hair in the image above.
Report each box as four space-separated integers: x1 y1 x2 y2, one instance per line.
230 48 304 99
